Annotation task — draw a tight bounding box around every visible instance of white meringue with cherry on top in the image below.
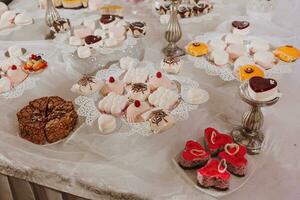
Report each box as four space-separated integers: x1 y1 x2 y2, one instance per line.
142 108 175 134
208 49 229 66
249 39 270 54
69 36 83 46
0 76 11 93
98 92 128 116
14 13 33 26
183 88 209 105
77 46 91 59
148 71 173 91
7 46 24 58
0 57 22 71
208 39 227 51
120 56 139 70
100 76 125 96
161 56 182 74
226 44 247 61
233 56 255 73
123 67 149 84
98 114 117 134
224 33 244 45
253 51 276 69
126 100 150 123
6 65 28 86
71 75 104 96
148 87 179 110
128 83 150 101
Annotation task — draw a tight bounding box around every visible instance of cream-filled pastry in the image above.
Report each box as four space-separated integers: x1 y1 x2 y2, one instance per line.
208 39 227 51
98 114 116 134
0 76 11 93
224 33 244 45
148 87 179 110
14 13 33 26
71 75 104 96
161 56 182 74
253 51 276 69
128 83 150 101
7 46 24 58
100 76 125 96
226 44 247 61
231 21 250 35
208 49 229 66
148 71 173 91
143 108 175 134
69 36 83 46
123 67 149 84
249 39 270 54
233 56 255 73
98 92 128 116
77 46 91 58
119 56 139 70
126 100 150 123
74 25 92 39
6 65 28 86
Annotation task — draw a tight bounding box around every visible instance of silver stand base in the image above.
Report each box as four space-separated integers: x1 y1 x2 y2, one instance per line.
231 126 264 155
163 44 185 57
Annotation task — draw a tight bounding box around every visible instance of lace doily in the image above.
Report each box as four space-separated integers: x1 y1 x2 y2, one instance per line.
0 77 39 99
188 32 294 81
75 62 200 136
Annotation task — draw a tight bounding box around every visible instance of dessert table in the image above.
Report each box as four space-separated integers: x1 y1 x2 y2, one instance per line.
0 0 300 200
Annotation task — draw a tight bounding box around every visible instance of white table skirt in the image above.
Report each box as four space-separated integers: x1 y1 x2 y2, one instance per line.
0 0 300 200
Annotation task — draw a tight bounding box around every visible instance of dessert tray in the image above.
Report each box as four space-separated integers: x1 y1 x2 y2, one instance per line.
74 59 209 136
172 128 257 198
186 18 299 82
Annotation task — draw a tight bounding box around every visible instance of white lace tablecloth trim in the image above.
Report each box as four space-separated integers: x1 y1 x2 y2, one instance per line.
75 62 200 136
0 77 39 99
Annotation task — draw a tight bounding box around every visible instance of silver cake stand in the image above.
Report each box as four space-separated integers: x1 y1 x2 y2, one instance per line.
231 82 280 155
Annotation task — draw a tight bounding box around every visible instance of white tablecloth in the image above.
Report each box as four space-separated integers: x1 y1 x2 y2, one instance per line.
0 0 300 200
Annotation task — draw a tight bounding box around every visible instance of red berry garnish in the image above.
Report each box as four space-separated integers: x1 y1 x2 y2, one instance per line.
156 71 162 78
11 65 17 70
108 76 115 83
31 54 36 59
134 100 141 108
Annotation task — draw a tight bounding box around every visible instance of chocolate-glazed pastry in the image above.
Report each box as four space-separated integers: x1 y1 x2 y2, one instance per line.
129 21 146 38
99 14 123 24
84 35 102 45
232 21 250 30
147 109 175 134
17 96 78 145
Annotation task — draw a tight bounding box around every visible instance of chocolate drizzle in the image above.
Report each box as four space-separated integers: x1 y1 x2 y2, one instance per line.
232 21 250 30
78 75 95 90
84 35 102 45
99 14 123 24
131 83 148 93
163 56 180 65
149 109 168 126
129 21 146 35
52 18 70 33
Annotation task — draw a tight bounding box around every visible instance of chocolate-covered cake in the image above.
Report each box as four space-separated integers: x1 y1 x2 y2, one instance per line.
17 96 78 145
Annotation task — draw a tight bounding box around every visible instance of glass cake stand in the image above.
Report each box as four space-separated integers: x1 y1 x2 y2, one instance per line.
231 82 280 155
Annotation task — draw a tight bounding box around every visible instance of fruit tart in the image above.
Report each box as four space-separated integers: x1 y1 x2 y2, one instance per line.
22 54 48 74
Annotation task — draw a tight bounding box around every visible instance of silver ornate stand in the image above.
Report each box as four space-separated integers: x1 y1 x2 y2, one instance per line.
163 0 185 57
231 82 280 154
45 0 60 27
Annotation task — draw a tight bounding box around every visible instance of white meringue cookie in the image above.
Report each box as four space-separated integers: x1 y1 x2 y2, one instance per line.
8 46 24 57
69 36 83 46
14 13 33 26
233 56 255 72
224 33 244 45
0 76 11 93
249 39 270 53
208 39 227 50
183 88 209 105
98 114 117 134
148 87 179 110
77 46 91 59
253 51 275 69
209 49 229 66
119 56 139 70
0 57 22 71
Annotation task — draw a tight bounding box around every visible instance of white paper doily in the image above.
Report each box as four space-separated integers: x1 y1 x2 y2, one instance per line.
75 62 200 136
0 77 39 99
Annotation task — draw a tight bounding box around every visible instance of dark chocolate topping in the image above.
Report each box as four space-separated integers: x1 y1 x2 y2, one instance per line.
52 18 70 33
244 67 254 74
99 14 123 24
85 35 102 45
249 77 277 93
149 109 168 126
192 42 202 47
232 21 250 30
78 75 95 87
131 83 148 93
163 56 180 65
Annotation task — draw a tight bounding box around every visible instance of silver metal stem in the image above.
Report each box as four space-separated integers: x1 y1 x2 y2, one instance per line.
45 0 60 27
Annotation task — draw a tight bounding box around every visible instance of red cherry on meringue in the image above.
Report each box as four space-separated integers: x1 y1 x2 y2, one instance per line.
108 76 115 83
134 100 141 107
11 65 17 70
156 71 162 78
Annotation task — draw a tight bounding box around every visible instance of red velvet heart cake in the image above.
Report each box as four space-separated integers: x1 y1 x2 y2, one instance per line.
178 140 210 169
197 159 231 190
219 143 248 177
204 127 233 156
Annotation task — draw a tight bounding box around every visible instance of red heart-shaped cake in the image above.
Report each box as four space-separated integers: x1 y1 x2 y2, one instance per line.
197 159 230 190
179 140 210 169
219 143 248 177
248 77 278 101
204 127 233 156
